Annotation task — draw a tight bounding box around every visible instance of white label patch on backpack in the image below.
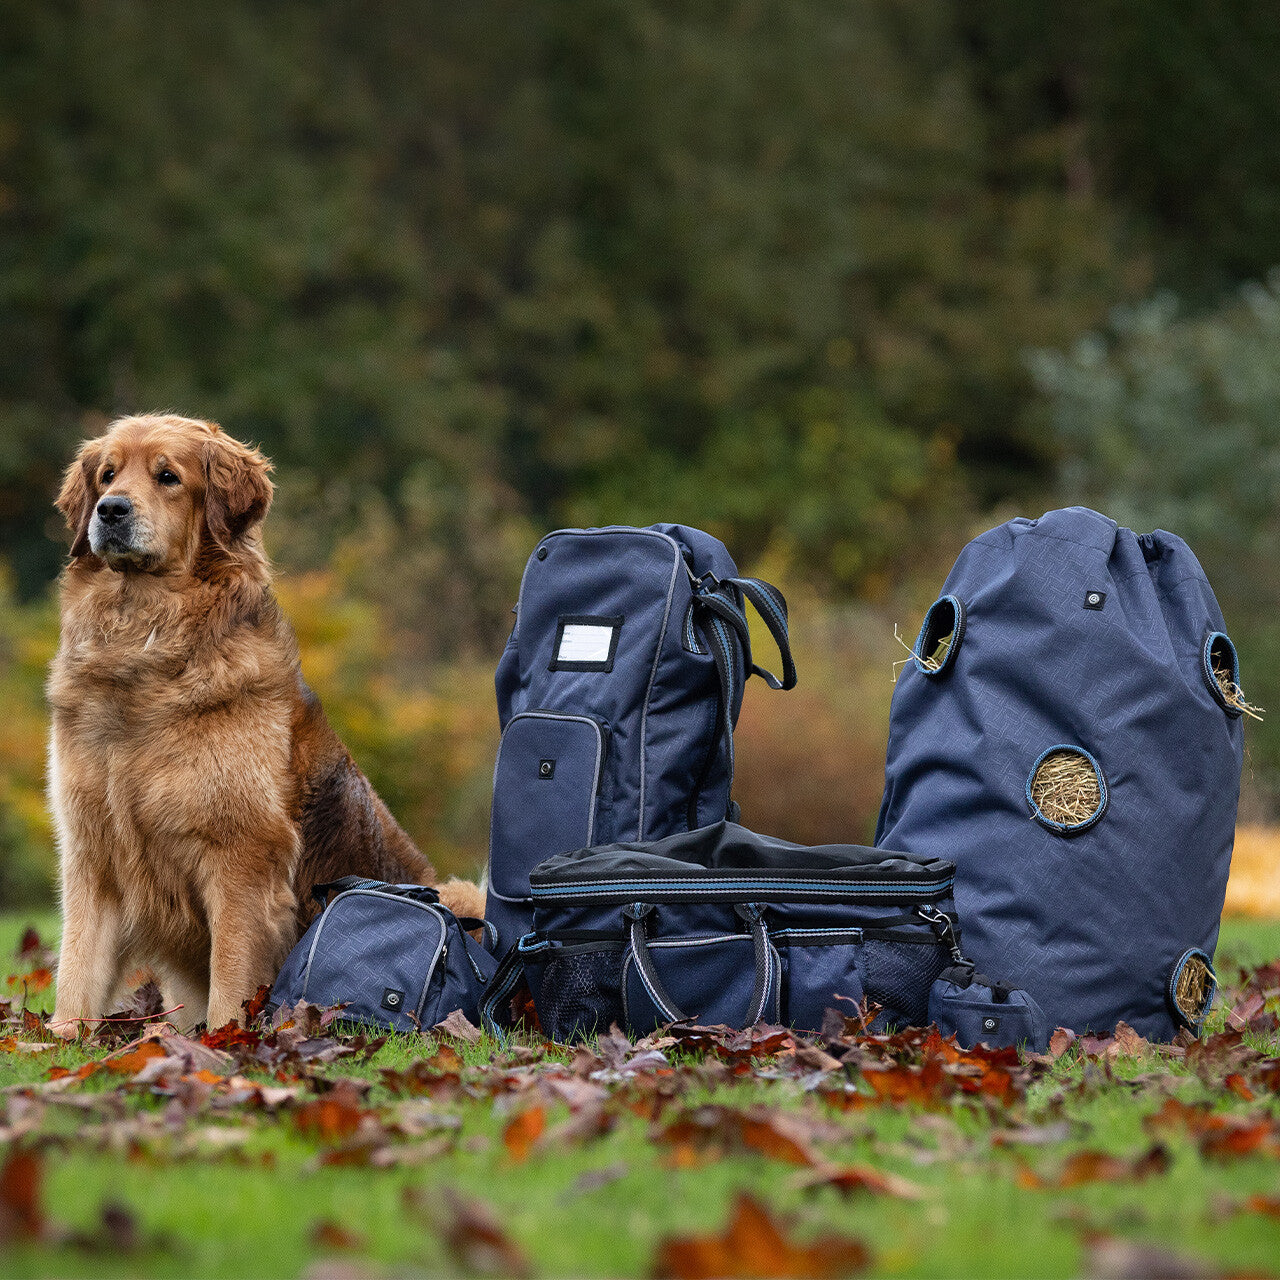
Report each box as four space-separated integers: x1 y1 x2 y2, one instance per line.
550 615 624 671
559 624 615 662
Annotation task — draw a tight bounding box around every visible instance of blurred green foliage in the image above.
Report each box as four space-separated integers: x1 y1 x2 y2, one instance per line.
3 0 1280 899
1033 279 1280 786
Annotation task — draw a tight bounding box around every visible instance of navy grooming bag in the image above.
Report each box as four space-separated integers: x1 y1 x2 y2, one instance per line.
485 524 796 957
877 506 1245 1041
482 821 1044 1047
270 877 497 1033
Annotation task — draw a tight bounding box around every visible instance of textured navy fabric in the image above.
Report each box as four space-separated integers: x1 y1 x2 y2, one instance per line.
486 525 749 955
270 887 496 1033
876 507 1244 1040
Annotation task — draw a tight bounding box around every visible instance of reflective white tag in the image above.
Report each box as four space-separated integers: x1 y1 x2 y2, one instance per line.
557 623 616 664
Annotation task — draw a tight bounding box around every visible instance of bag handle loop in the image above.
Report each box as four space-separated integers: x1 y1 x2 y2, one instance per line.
311 877 443 907
684 573 797 827
623 902 776 1027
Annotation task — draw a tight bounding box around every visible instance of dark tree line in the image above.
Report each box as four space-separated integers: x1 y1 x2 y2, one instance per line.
2 0 1277 655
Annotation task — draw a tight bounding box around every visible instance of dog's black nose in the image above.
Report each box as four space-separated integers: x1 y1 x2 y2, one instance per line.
96 495 133 523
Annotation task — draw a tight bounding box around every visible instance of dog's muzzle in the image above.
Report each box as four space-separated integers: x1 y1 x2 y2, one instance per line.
89 496 150 565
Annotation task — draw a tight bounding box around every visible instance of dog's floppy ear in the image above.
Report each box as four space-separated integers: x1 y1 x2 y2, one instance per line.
56 439 103 558
202 428 274 551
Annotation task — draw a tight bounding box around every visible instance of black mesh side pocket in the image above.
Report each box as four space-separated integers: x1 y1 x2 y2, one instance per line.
861 938 949 1028
524 943 624 1043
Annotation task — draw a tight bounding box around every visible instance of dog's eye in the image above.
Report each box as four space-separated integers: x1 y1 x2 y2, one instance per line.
157 469 180 486
101 468 114 484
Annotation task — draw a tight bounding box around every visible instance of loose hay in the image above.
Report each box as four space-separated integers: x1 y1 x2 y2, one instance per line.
891 624 954 681
1029 749 1101 828
1173 953 1213 1023
1212 655 1265 721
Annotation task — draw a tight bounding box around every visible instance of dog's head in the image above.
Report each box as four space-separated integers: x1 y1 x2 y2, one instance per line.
57 414 273 575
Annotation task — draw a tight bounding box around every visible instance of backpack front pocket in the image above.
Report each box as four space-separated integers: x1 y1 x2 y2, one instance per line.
773 929 866 1032
622 931 781 1034
298 892 448 1033
487 712 606 952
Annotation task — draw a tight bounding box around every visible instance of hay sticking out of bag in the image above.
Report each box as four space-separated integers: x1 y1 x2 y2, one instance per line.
1212 655 1265 721
1174 953 1213 1022
1029 749 1101 828
891 624 953 681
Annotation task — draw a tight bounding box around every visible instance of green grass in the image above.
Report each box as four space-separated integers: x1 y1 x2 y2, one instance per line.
2 913 1279 1279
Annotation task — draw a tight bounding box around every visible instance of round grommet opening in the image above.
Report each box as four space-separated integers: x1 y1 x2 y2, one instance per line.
1026 746 1107 834
1203 632 1261 719
913 595 964 677
1168 948 1216 1031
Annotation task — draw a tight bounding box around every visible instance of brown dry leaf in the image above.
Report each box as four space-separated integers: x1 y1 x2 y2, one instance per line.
6 968 52 994
104 1039 171 1075
1223 1073 1256 1102
310 1219 366 1251
1047 1028 1078 1060
1143 1097 1280 1161
502 1106 546 1163
378 1049 463 1099
46 1060 100 1084
1111 1022 1150 1059
794 1163 924 1200
0 1149 44 1242
792 1045 843 1073
656 1106 821 1168
1057 1145 1170 1188
293 1081 368 1143
430 1190 532 1279
433 1010 483 1043
653 1192 869 1279
1241 1195 1280 1220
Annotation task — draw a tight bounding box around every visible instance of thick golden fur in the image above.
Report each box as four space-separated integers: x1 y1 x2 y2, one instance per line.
49 414 484 1033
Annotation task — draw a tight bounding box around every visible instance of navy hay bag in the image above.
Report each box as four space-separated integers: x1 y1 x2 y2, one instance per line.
270 878 497 1033
484 821 1042 1045
485 525 795 957
877 507 1246 1041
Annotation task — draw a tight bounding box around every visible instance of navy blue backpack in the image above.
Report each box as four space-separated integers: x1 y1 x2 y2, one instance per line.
877 507 1246 1041
484 525 796 957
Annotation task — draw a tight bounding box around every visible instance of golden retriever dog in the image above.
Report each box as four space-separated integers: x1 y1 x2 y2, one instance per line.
48 413 485 1034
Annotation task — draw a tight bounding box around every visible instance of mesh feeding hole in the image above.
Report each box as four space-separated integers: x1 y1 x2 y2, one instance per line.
1206 633 1264 721
914 596 961 675
1028 747 1105 832
1172 951 1215 1027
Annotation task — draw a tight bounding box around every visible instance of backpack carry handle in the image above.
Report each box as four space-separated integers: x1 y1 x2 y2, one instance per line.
623 901 777 1028
310 877 441 907
684 573 797 827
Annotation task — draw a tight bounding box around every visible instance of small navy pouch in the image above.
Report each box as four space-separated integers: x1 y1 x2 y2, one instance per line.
270 877 497 1033
928 964 1048 1050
